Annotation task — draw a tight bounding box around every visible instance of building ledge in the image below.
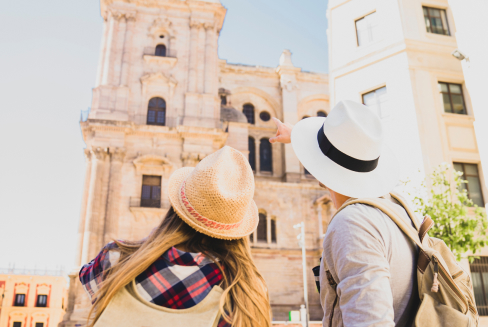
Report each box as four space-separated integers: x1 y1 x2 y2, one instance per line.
143 55 178 68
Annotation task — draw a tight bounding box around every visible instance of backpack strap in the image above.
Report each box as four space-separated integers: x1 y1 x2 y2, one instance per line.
331 194 424 251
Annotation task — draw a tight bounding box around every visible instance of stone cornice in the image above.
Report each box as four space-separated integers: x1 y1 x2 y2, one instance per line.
81 120 227 146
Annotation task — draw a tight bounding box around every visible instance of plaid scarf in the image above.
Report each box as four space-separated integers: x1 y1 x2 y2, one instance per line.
79 242 229 327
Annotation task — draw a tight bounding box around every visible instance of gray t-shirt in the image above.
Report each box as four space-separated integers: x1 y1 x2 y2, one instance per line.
320 197 419 327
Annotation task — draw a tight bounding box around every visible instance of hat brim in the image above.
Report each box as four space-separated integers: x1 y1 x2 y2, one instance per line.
168 167 259 240
291 117 400 198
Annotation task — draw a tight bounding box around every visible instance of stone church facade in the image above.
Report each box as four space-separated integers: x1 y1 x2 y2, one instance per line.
60 0 488 325
61 0 331 325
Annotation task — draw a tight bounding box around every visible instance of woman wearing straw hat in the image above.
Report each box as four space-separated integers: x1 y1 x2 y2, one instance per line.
270 100 418 327
79 146 271 327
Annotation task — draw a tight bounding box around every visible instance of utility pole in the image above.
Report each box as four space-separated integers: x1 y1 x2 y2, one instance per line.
294 221 309 327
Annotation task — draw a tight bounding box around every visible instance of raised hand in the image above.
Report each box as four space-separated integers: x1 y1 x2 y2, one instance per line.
269 118 293 144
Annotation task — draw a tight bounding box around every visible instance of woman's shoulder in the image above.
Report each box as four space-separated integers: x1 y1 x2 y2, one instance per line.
79 241 122 302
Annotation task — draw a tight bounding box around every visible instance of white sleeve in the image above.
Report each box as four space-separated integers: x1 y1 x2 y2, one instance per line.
323 205 395 327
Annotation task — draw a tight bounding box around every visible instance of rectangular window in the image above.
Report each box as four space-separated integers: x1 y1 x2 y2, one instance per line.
453 163 485 207
439 82 466 115
141 175 161 208
362 86 388 118
35 323 44 327
14 294 25 306
355 12 379 46
423 7 450 35
470 256 488 315
36 294 47 307
13 323 22 327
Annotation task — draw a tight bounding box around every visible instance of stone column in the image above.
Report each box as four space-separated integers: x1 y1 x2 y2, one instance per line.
187 21 200 93
81 147 108 265
112 15 127 86
255 138 261 173
120 15 135 86
95 17 110 87
74 149 92 267
97 151 112 253
101 12 120 86
204 23 215 94
104 148 126 244
277 50 301 183
196 25 206 94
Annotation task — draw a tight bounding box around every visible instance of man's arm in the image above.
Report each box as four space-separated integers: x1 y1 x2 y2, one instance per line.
324 205 395 327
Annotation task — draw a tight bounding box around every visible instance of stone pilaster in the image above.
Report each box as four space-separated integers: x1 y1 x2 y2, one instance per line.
104 148 126 244
196 24 206 94
80 147 109 265
74 149 92 267
204 23 215 94
112 15 127 86
277 50 302 183
120 15 135 86
101 12 119 86
97 150 112 254
95 17 110 87
187 21 200 93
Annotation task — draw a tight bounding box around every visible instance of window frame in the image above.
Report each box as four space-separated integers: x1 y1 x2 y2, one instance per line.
146 97 166 126
243 104 255 125
259 138 273 173
155 44 167 57
355 11 379 47
14 293 25 307
248 137 256 171
140 175 162 208
470 256 488 315
36 294 48 307
250 210 277 246
439 82 467 115
423 6 450 36
453 162 485 207
13 322 22 327
362 85 388 118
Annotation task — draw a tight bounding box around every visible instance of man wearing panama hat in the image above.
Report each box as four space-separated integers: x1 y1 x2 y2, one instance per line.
270 100 418 326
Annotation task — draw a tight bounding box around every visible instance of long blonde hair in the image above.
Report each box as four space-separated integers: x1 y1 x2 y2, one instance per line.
88 207 271 327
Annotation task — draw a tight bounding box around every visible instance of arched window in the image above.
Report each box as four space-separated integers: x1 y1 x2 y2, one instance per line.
243 104 255 124
270 217 277 243
257 212 267 242
248 137 256 171
260 138 272 172
147 97 166 126
155 44 166 57
317 110 327 117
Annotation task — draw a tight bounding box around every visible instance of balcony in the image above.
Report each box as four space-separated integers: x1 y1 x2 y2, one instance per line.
143 47 177 67
129 197 170 224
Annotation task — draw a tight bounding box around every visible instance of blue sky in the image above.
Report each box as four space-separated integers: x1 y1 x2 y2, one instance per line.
0 0 328 270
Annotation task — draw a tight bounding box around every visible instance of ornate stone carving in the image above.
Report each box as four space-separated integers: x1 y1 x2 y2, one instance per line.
149 17 174 36
140 72 177 87
133 154 173 175
110 147 126 162
181 152 207 167
91 147 109 160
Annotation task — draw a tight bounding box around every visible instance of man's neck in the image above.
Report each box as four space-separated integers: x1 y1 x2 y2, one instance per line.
330 189 351 208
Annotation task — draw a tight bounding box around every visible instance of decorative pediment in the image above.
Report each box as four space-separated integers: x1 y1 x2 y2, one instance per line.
37 283 51 295
133 155 173 175
148 17 174 36
140 72 177 86
14 282 28 294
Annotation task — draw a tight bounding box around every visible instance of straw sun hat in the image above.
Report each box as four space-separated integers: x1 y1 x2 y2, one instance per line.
168 146 259 240
291 100 399 198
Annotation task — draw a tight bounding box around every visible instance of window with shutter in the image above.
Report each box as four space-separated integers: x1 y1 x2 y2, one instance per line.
141 175 162 208
147 97 166 126
36 294 47 307
259 139 272 173
248 137 256 171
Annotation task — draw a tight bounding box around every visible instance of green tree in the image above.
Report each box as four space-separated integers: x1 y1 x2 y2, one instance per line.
410 164 488 262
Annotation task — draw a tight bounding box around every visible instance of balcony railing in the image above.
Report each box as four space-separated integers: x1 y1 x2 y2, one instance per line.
0 267 65 276
130 197 170 209
143 47 177 58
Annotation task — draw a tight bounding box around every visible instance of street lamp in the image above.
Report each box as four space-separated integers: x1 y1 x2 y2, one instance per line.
294 221 309 327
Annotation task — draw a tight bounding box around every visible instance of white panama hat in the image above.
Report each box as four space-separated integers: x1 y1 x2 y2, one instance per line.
291 100 399 198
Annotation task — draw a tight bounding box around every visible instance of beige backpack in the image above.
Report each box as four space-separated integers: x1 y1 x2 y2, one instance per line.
325 192 479 327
